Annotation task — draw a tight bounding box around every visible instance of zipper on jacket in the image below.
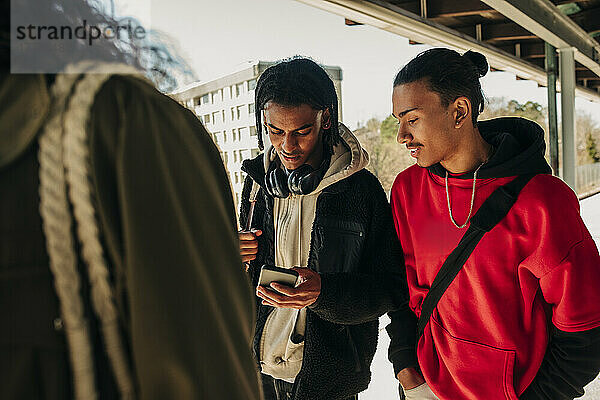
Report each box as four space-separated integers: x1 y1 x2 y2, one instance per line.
291 312 310 400
324 226 363 237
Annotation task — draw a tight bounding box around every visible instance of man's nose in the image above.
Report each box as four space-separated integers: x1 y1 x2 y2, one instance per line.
397 125 412 144
282 134 297 152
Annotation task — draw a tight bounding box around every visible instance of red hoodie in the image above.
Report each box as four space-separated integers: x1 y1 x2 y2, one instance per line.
389 118 600 399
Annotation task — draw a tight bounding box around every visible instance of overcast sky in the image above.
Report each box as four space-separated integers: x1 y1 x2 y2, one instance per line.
118 0 600 128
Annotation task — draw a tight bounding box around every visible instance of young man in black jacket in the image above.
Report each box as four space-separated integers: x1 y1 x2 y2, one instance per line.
238 58 422 400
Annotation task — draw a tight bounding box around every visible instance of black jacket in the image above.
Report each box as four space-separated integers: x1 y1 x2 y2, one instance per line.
240 154 417 400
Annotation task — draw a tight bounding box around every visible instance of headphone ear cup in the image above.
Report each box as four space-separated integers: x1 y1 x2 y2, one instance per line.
288 164 315 195
265 165 290 198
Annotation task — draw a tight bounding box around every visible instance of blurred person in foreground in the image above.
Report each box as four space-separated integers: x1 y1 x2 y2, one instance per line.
0 0 261 398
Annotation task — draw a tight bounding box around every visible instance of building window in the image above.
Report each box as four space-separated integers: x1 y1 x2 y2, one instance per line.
201 93 210 104
226 86 231 99
223 151 228 164
251 148 260 158
212 111 220 125
250 126 257 136
231 129 236 141
248 79 257 91
222 109 226 122
211 91 220 104
231 107 235 121
203 114 211 124
234 172 239 184
233 151 237 162
223 131 228 142
236 105 243 120
236 83 244 97
239 127 248 139
248 103 255 114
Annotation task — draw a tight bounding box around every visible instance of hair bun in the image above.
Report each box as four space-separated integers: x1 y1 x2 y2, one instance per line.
463 50 488 78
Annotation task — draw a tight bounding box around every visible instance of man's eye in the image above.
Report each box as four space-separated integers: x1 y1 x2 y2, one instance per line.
294 130 311 136
269 129 283 135
408 118 418 125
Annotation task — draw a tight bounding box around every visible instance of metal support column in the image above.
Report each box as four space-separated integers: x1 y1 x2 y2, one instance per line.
559 47 577 190
545 43 559 175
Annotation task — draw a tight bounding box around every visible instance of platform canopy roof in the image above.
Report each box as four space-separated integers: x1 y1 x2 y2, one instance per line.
296 0 600 102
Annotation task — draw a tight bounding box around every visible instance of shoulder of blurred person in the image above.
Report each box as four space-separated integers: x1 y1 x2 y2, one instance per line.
87 72 261 400
0 69 261 400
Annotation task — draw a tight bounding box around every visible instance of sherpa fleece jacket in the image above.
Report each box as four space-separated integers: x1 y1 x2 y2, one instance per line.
240 126 417 400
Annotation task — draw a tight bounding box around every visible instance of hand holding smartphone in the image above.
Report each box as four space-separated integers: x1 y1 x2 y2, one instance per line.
258 265 299 288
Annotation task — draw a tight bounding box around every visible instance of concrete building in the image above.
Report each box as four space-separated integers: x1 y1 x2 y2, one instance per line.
171 60 343 211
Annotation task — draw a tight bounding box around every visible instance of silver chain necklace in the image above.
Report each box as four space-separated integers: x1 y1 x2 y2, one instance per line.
445 161 486 229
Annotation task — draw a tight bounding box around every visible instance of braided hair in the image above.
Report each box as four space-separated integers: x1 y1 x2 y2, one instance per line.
394 48 489 124
254 57 340 153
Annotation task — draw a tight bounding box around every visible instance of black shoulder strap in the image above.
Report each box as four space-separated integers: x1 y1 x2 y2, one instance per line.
416 174 536 339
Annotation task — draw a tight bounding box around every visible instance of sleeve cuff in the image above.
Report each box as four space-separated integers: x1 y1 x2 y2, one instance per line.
308 273 333 312
390 347 419 376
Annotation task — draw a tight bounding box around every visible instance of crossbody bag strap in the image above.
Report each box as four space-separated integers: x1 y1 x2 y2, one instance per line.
416 174 536 339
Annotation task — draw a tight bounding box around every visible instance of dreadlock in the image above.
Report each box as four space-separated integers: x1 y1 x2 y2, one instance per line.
254 57 340 153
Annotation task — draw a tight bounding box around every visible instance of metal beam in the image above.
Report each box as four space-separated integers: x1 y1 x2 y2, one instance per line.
559 47 577 189
426 0 495 18
480 0 600 79
545 42 559 175
294 0 600 103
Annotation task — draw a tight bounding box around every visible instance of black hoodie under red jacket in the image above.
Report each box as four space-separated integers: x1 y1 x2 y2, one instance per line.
388 117 600 399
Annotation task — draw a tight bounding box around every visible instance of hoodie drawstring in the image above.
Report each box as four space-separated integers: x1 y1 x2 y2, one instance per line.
298 195 302 268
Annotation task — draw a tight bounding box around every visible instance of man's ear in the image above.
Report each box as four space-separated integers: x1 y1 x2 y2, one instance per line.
321 108 331 130
453 97 472 128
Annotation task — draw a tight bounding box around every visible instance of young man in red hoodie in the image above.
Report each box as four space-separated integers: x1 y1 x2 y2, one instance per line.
387 48 600 399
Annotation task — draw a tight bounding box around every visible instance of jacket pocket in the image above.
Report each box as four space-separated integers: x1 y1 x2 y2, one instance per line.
421 317 518 400
313 219 365 273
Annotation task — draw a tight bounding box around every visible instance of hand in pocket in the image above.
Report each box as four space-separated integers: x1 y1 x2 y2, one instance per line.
402 382 439 400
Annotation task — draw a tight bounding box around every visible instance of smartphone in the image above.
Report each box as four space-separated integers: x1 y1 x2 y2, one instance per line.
258 265 299 288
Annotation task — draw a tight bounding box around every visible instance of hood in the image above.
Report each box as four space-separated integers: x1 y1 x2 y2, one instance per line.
243 122 369 193
428 117 552 179
0 73 50 169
